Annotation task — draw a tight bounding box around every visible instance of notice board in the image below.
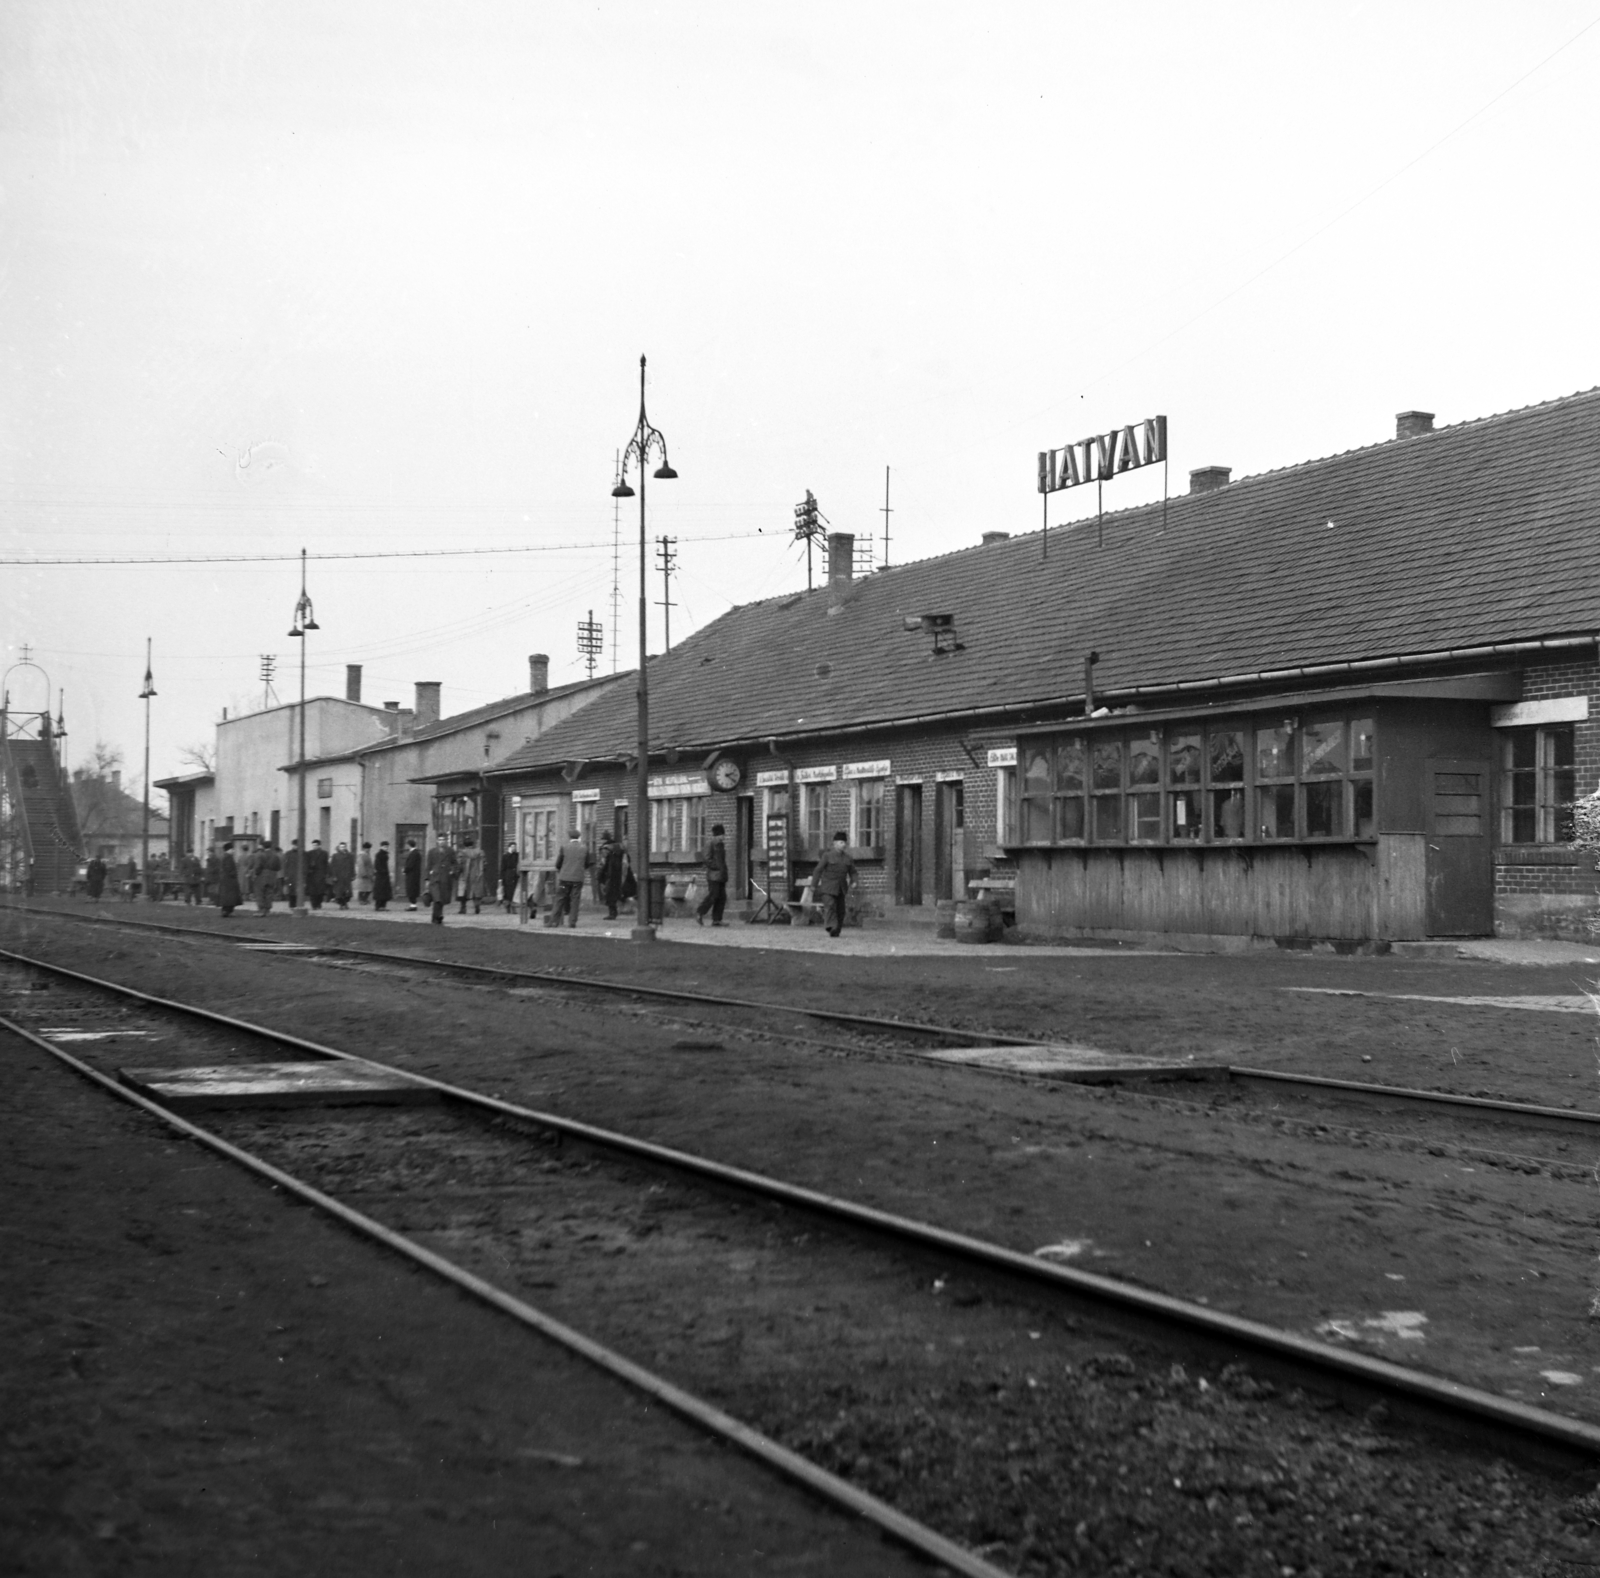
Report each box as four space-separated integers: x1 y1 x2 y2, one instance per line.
765 812 791 901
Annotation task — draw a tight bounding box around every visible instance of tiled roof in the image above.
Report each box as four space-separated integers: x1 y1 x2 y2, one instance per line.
490 387 1600 776
356 674 617 754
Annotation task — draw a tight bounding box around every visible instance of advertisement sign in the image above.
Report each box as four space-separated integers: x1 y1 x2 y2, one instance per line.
765 813 791 899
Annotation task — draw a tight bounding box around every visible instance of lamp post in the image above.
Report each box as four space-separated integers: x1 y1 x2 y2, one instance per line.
611 355 677 942
287 548 319 917
138 640 155 900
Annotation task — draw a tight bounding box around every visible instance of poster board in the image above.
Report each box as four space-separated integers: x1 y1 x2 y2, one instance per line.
751 811 791 923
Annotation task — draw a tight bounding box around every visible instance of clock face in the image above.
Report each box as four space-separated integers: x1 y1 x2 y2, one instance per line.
709 759 742 791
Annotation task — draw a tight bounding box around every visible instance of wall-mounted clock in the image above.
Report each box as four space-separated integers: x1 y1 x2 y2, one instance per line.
708 758 743 791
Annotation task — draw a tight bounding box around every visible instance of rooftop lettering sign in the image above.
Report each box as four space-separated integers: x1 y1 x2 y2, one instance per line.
1038 416 1166 495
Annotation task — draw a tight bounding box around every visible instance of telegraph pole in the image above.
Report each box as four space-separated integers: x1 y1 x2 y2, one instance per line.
655 535 678 651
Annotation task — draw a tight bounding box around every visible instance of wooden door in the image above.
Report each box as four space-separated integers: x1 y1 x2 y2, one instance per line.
895 784 923 904
934 781 965 901
1424 759 1492 936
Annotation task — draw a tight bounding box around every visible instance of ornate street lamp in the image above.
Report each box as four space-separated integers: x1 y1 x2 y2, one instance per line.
287 548 319 917
612 355 678 941
138 641 156 900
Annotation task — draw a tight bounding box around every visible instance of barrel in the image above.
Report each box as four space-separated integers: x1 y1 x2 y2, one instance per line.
934 899 958 939
953 897 1002 943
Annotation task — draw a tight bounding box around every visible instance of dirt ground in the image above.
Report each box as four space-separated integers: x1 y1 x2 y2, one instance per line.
5 903 1600 1574
0 1027 939 1577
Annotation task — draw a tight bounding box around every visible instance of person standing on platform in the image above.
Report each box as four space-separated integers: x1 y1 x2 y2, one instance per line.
306 840 329 910
425 840 458 925
203 846 220 904
695 823 729 927
282 840 302 908
373 841 393 910
182 851 203 905
499 842 520 913
357 842 374 906
255 843 282 914
85 856 107 901
329 842 355 909
403 840 422 910
549 828 592 928
811 830 856 939
456 834 485 915
122 857 139 901
597 831 628 920
217 843 242 917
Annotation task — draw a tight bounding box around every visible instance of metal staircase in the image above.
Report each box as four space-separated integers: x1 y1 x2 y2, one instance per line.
1 723 83 893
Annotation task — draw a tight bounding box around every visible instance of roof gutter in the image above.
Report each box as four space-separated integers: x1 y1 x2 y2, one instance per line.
487 634 1596 777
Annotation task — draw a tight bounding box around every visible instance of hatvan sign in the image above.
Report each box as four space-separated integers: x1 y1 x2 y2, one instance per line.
1038 416 1166 494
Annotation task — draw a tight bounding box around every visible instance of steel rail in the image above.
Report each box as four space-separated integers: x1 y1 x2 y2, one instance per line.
1228 1065 1600 1140
4 944 1600 1471
11 904 1600 1137
0 904 1044 1048
0 1007 1013 1578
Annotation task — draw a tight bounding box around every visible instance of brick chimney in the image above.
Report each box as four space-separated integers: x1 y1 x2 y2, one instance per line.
345 664 362 703
1395 410 1434 440
414 681 441 729
827 532 855 584
1189 465 1232 494
981 531 1010 546
528 653 549 695
111 769 121 794
381 701 402 737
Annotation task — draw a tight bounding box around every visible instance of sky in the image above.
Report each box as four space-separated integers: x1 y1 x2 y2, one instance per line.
4 1 1599 790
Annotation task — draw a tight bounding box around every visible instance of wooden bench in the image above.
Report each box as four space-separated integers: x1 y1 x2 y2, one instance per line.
784 879 825 925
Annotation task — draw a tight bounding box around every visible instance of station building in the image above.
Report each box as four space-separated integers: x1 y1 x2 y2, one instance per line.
481 390 1596 944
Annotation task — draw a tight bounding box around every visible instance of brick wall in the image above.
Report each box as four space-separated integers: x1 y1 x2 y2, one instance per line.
1492 652 1599 938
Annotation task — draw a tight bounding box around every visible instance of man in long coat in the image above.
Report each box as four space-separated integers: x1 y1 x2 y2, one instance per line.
357 842 375 905
455 834 485 915
282 840 302 908
373 842 393 910
217 843 243 917
499 843 521 914
85 857 107 901
597 832 628 920
305 840 329 909
425 840 458 925
255 844 282 914
329 843 355 909
403 841 422 910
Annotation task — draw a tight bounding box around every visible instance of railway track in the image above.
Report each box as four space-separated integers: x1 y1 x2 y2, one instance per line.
4 942 1599 1474
7 939 1600 1569
8 902 1600 1158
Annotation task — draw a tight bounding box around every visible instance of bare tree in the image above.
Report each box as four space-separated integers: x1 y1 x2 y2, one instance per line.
71 742 127 839
178 741 216 774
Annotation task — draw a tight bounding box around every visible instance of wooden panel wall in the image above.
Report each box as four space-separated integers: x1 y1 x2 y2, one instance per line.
1015 844 1392 941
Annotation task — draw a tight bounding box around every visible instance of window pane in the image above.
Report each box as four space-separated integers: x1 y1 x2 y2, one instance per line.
1129 791 1160 840
1168 734 1202 785
1024 748 1051 794
1302 721 1345 778
1055 739 1086 793
1171 789 1201 841
1092 741 1123 791
1128 735 1160 786
1092 795 1122 840
1353 779 1374 838
1209 730 1245 784
1022 797 1052 842
1054 796 1085 841
1212 787 1245 839
1550 725 1576 840
1257 785 1295 839
1351 718 1375 774
1256 727 1293 780
1304 780 1345 837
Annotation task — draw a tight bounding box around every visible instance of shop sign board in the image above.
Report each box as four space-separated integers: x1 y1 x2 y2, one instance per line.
570 788 600 804
765 813 791 898
755 769 789 788
842 760 891 779
794 764 838 783
987 747 1017 767
1038 415 1166 494
647 772 711 797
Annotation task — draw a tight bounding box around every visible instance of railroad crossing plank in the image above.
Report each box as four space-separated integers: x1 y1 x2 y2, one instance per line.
118 1060 438 1109
915 1044 1224 1080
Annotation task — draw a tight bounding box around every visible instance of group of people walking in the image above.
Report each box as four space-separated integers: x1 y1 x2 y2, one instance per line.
79 822 857 936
